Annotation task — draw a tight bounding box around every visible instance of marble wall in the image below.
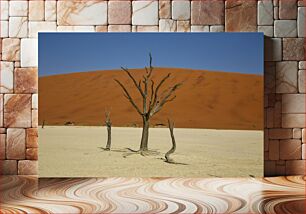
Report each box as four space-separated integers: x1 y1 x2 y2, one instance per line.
0 0 305 176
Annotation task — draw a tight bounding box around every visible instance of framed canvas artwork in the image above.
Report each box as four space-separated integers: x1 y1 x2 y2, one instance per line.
38 33 264 177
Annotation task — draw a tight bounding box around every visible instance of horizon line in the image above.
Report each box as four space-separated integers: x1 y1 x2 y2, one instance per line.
39 66 263 77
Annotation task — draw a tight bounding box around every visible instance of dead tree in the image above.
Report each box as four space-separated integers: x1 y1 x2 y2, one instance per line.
115 54 182 153
104 111 112 150
165 119 176 163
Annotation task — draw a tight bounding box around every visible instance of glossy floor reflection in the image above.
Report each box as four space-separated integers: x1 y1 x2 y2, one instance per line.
0 176 305 213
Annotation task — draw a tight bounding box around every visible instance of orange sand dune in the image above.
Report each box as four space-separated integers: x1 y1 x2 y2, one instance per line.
39 68 263 130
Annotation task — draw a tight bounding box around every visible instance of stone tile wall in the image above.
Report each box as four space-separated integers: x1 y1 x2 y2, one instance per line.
0 0 305 176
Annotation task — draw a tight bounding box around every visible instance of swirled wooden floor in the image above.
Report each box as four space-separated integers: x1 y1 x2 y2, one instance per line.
0 176 305 214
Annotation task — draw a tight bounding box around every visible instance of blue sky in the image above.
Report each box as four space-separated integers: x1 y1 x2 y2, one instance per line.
38 33 263 77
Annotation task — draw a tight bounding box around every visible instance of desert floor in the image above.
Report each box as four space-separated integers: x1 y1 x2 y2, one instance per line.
39 126 263 178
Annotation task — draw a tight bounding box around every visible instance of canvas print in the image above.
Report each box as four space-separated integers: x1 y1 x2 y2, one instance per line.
38 33 264 177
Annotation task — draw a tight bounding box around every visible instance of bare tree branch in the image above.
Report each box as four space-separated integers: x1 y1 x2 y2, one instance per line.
149 53 152 66
121 66 145 97
161 83 182 103
143 78 148 113
160 83 182 101
151 97 177 116
105 109 111 123
147 53 153 78
149 80 155 108
104 109 112 151
165 118 176 163
138 80 141 88
150 83 182 116
165 95 176 103
149 73 171 111
144 54 153 80
115 79 143 115
144 78 148 96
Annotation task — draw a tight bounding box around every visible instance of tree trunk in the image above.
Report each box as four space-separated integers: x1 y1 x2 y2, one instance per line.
104 111 112 151
105 125 111 150
165 120 176 163
140 117 150 151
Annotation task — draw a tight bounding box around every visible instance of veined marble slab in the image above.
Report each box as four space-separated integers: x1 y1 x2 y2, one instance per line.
57 0 107 26
21 39 38 67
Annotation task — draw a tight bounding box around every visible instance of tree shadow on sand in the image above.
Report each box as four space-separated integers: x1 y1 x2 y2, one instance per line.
99 147 111 151
98 147 187 165
122 148 161 158
98 147 189 166
98 147 161 158
98 147 188 165
157 157 189 165
98 147 129 152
